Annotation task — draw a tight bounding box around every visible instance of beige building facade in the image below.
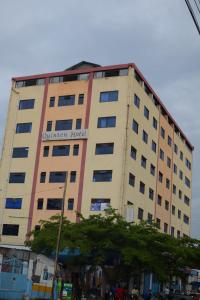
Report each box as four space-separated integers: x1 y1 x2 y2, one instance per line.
0 61 193 245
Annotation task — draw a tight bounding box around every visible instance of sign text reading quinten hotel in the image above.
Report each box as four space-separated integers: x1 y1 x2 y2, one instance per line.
42 129 88 141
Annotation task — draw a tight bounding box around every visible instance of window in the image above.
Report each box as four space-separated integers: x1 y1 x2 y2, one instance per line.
151 140 157 153
160 149 164 161
153 117 157 130
19 99 35 110
166 178 170 189
172 205 175 215
37 198 43 210
90 199 110 211
168 136 172 147
185 158 191 170
147 213 153 224
68 198 74 210
179 190 182 200
95 143 114 155
73 144 79 156
161 127 165 139
5 198 22 209
185 176 191 188
55 119 72 131
157 195 162 206
97 116 116 128
130 146 137 160
144 106 149 119
76 119 82 129
150 164 156 176
159 172 163 183
78 94 84 105
134 94 140 108
178 210 181 219
132 119 139 134
93 170 112 182
12 147 29 158
141 155 147 169
52 145 70 156
9 172 25 183
142 130 148 144
177 230 181 239
183 214 189 224
46 121 52 131
47 198 62 210
173 164 177 174
43 146 49 157
58 95 75 106
156 218 161 229
40 172 46 183
49 97 55 107
70 171 76 183
174 144 178 154
165 200 169 211
100 91 118 102
139 181 145 194
180 151 183 161
167 157 171 168
16 123 32 133
173 184 177 195
129 173 135 187
49 172 67 183
16 78 45 87
184 195 190 206
171 226 175 237
179 170 183 180
138 208 144 220
164 223 168 233
2 224 19 236
149 188 154 200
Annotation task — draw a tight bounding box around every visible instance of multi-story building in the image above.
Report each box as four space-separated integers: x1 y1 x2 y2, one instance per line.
0 61 193 246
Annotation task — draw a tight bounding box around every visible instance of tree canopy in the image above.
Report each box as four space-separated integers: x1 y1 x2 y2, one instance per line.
26 209 200 282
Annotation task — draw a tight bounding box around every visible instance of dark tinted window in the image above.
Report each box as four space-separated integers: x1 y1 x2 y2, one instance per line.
97 117 116 128
130 146 137 160
46 121 52 131
70 171 76 183
49 172 67 183
47 198 62 210
95 143 114 155
58 95 75 106
52 145 70 156
37 198 44 210
49 97 55 107
9 172 25 183
134 94 140 108
73 145 79 156
5 198 22 209
100 91 118 102
43 146 49 157
2 224 19 236
76 119 82 129
55 120 72 131
132 119 139 133
16 123 32 133
78 94 84 105
93 170 112 182
68 198 74 210
12 147 29 158
40 172 46 183
19 99 35 110
129 173 135 187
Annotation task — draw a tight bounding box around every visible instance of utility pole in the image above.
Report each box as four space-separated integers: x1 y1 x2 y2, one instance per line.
51 175 68 300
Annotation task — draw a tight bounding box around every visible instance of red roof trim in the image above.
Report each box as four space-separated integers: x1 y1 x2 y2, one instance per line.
12 62 193 150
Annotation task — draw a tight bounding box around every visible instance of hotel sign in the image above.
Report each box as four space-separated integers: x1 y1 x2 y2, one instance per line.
42 129 88 141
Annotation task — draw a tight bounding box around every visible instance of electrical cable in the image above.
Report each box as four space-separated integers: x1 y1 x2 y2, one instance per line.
194 0 200 14
185 0 200 34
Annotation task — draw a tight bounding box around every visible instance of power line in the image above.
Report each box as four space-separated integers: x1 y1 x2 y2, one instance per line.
194 0 200 14
185 0 200 34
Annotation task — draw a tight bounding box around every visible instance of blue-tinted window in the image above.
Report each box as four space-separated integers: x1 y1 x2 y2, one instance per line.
5 198 22 209
49 172 67 183
142 130 148 144
70 171 76 183
144 106 149 119
68 198 74 210
132 119 139 133
73 145 79 156
97 117 116 128
78 94 84 105
134 94 140 108
9 172 25 183
153 117 157 130
52 145 70 156
37 198 44 209
49 97 55 107
76 119 82 129
55 120 72 131
93 170 112 182
16 123 32 133
40 172 46 183
46 121 52 131
43 146 49 157
90 199 110 211
95 143 114 155
2 224 19 236
100 91 118 102
58 95 75 106
19 99 35 110
47 198 62 210
12 147 29 158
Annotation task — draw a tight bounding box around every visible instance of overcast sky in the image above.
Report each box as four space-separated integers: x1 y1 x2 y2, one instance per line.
0 0 199 237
